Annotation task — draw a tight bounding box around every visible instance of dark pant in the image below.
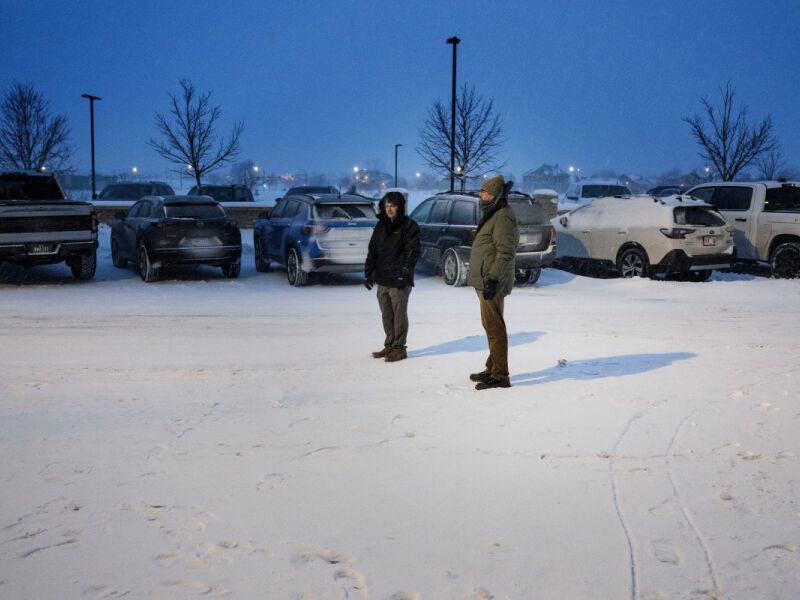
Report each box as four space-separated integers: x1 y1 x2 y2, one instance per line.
377 285 411 349
476 289 509 380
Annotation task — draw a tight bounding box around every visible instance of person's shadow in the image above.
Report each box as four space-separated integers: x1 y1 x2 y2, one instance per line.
511 352 696 386
409 331 543 358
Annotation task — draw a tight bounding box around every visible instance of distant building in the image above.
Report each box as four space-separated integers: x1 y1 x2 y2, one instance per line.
522 164 570 194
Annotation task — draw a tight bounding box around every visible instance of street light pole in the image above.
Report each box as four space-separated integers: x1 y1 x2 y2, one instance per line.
394 144 402 187
81 94 101 199
446 36 460 192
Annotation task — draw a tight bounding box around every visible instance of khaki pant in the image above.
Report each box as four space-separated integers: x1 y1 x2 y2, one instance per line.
476 290 509 380
377 285 411 349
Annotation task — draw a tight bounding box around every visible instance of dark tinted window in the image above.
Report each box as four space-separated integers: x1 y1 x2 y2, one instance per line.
155 185 175 196
99 184 155 200
199 187 233 202
674 207 726 226
139 201 155 218
128 201 144 218
410 198 434 223
283 199 302 218
315 204 375 219
582 185 630 198
0 174 65 200
688 187 714 202
270 199 287 218
164 204 226 219
509 196 548 224
764 186 800 213
711 187 752 211
235 188 254 202
449 200 476 225
429 200 449 223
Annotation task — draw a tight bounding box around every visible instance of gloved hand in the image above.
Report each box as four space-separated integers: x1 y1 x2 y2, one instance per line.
363 277 374 291
482 278 498 300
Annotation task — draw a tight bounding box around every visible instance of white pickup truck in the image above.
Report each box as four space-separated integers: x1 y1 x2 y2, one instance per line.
685 181 800 278
0 171 98 279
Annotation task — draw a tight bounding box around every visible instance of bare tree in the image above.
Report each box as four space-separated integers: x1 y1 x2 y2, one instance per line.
417 84 504 191
230 159 259 188
684 82 776 181
754 147 799 180
149 80 243 188
0 82 71 171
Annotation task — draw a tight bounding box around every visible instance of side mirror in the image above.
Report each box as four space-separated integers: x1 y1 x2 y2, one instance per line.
114 211 127 220
559 216 568 228
257 211 270 220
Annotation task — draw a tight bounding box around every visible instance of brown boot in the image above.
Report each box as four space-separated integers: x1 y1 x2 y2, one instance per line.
475 376 511 390
384 348 407 362
372 347 390 359
469 370 492 383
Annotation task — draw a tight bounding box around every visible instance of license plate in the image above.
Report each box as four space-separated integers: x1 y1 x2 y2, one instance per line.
30 243 56 254
702 236 716 246
187 237 213 247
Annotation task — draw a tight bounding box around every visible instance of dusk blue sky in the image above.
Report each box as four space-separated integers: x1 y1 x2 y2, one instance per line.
6 0 799 181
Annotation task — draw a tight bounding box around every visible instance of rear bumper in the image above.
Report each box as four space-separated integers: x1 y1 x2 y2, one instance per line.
151 245 241 267
454 244 557 271
655 249 735 273
0 239 97 265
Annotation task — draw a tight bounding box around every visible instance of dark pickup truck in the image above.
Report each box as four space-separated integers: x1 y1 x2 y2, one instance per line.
0 171 98 279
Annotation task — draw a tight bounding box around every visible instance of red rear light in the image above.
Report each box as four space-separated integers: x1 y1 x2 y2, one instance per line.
90 209 98 233
659 227 695 239
469 229 477 242
550 226 557 244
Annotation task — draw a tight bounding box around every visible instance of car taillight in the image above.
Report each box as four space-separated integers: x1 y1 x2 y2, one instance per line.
659 227 695 239
302 224 331 235
725 225 734 234
549 226 557 244
90 209 98 233
469 229 477 242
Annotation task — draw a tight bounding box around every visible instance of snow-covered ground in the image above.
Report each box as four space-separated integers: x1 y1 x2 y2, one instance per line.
1 227 798 599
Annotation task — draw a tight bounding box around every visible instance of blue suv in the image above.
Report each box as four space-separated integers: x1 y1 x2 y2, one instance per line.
253 192 377 286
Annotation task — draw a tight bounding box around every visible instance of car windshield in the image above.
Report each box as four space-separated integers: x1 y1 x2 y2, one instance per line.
164 204 226 219
508 196 548 224
582 185 630 198
0 175 65 200
673 207 726 226
314 203 375 219
290 186 337 195
200 187 233 202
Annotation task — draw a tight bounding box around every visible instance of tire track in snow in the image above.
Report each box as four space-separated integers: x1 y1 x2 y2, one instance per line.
609 409 646 600
666 412 723 598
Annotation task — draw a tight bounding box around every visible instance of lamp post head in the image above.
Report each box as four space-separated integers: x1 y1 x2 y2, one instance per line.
81 93 102 101
446 36 461 45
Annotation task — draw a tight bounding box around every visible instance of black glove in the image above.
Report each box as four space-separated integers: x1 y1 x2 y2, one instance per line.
482 278 498 300
363 277 374 291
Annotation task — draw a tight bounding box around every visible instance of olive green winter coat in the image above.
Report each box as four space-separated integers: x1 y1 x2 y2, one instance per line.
468 201 519 297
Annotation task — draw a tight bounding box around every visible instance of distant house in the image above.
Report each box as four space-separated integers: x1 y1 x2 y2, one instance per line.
522 164 570 194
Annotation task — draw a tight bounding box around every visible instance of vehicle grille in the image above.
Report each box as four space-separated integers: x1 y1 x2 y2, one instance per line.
0 215 92 234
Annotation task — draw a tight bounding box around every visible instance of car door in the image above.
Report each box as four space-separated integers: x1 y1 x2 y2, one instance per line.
271 199 300 262
708 186 757 259
121 200 147 256
409 198 436 266
558 204 593 259
264 199 287 260
448 199 477 249
424 198 451 266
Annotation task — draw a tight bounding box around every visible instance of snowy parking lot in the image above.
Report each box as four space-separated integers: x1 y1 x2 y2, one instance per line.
1 227 799 599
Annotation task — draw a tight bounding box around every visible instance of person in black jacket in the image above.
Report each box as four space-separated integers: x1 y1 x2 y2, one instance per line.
364 191 421 362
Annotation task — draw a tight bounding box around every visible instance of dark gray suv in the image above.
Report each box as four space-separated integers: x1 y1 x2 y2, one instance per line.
410 190 557 285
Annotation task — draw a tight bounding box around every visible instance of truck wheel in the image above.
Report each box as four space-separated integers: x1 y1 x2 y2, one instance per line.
70 251 97 280
138 242 159 283
222 258 241 279
286 247 308 287
254 235 270 272
770 242 800 279
515 267 542 285
442 248 467 286
111 237 128 268
617 247 649 278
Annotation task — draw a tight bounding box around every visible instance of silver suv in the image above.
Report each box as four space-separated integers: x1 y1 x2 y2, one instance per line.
554 194 734 280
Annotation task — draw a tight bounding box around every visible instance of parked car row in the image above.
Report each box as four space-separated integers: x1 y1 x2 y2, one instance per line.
553 180 800 280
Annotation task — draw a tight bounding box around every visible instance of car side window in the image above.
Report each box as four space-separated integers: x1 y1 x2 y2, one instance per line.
429 200 450 223
410 198 434 223
689 187 714 202
128 201 143 218
764 186 800 213
270 199 287 218
712 187 752 211
284 199 301 218
450 200 476 225
139 201 154 218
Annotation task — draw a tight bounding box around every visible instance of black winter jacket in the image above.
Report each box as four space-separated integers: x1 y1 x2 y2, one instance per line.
365 213 421 287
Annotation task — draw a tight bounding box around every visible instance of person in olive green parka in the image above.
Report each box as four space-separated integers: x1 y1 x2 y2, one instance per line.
467 174 519 390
